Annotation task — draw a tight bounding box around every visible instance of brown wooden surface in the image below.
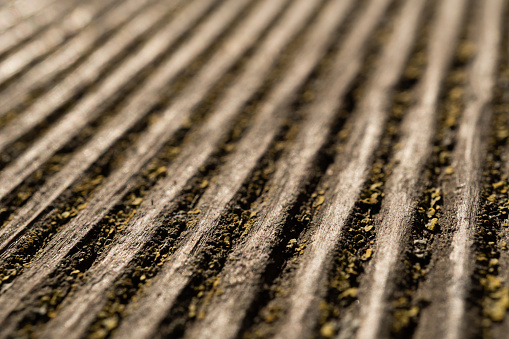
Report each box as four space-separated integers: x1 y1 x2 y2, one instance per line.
0 0 508 338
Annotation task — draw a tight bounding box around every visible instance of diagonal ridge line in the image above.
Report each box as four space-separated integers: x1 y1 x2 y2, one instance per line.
354 0 470 337
0 0 157 120
0 0 206 201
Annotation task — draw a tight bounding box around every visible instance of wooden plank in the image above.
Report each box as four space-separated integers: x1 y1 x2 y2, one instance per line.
0 0 264 327
0 0 78 57
273 1 428 338
0 0 506 337
0 0 204 199
0 0 156 120
0 0 58 34
354 0 468 337
415 1 504 338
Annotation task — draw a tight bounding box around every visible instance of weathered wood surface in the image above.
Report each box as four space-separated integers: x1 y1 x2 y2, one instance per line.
0 0 508 338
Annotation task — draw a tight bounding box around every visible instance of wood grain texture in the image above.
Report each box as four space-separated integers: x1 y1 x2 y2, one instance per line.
0 0 507 338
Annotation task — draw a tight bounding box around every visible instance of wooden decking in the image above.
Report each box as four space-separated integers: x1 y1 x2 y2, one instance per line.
0 0 508 338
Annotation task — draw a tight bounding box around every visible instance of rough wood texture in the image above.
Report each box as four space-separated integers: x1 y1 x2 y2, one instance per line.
0 0 508 338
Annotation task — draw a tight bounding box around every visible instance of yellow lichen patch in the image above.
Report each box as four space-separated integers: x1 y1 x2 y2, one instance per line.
425 218 438 231
483 287 509 322
200 179 209 189
362 192 379 205
77 203 88 210
130 197 143 206
263 305 281 324
313 195 325 209
188 303 197 318
102 316 119 331
360 217 371 224
339 287 358 299
484 275 502 291
430 188 441 205
392 306 419 333
320 322 335 338
287 239 297 248
147 166 167 179
362 248 373 261
445 166 455 175
492 180 507 191
480 273 509 322
411 262 425 281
